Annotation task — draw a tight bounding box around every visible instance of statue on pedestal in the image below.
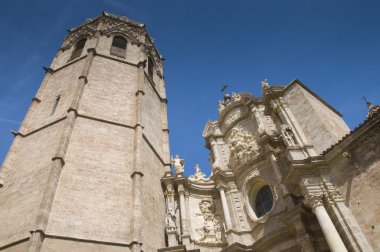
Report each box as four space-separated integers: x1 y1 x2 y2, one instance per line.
171 155 185 176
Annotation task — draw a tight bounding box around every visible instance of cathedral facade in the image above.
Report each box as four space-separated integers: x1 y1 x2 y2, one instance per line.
0 13 379 252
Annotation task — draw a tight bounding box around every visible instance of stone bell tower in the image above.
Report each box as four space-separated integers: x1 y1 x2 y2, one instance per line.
0 12 170 252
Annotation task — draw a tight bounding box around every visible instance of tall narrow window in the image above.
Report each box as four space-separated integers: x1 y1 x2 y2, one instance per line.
69 38 86 61
51 95 61 116
110 36 127 57
148 56 154 81
254 185 273 218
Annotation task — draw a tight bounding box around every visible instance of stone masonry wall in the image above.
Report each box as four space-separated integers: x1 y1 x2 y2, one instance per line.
328 132 380 251
140 140 166 251
284 83 350 154
45 117 135 243
28 60 85 132
79 56 137 126
0 120 65 248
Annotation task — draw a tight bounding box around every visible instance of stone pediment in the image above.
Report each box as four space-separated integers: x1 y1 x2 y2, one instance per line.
202 120 222 139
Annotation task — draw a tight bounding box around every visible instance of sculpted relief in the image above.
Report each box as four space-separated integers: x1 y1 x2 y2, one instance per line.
224 108 242 126
195 199 222 244
280 124 297 146
189 164 210 182
229 128 259 164
165 203 177 231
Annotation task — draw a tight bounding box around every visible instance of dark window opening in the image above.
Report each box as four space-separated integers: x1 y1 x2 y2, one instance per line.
51 95 61 116
110 36 127 57
255 185 273 218
69 38 86 61
148 57 154 81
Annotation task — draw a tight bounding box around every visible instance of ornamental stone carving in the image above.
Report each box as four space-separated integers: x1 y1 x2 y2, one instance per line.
62 23 98 50
281 124 297 146
195 199 222 244
218 100 226 113
224 108 242 126
189 164 210 182
229 128 259 164
232 92 241 101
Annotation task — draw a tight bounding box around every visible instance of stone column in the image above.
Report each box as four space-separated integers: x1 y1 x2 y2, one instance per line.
178 184 190 245
218 186 232 230
184 191 192 239
307 195 348 252
321 178 374 252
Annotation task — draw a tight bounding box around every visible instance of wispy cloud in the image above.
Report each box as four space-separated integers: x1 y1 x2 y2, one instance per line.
0 118 21 125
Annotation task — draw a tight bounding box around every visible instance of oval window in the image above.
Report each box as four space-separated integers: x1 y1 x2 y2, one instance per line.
249 184 273 218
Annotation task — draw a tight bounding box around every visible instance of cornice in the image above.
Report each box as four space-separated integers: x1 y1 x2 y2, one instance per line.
322 110 380 160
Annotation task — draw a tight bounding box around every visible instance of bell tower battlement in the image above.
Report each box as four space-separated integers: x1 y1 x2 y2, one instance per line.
0 12 170 252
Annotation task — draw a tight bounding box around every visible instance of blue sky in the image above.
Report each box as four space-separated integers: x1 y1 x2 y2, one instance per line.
0 1 379 177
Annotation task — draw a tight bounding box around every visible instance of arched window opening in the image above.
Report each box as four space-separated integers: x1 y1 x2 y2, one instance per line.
148 56 154 81
110 36 127 57
51 95 61 116
69 38 86 61
254 185 273 218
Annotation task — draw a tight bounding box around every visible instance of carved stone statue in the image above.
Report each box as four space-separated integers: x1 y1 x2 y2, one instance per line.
171 155 184 175
232 92 241 102
229 128 259 164
218 100 226 113
261 79 269 88
189 164 209 182
281 124 297 146
165 204 177 230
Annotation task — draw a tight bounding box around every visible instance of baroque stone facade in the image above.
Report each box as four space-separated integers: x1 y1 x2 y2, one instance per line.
161 80 379 252
0 13 379 252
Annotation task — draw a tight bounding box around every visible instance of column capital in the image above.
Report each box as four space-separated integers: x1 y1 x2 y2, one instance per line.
177 183 186 195
215 182 227 191
305 193 324 211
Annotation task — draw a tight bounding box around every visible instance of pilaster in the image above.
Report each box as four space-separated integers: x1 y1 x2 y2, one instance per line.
270 98 316 158
28 47 97 252
162 177 179 247
302 178 348 252
130 60 146 250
